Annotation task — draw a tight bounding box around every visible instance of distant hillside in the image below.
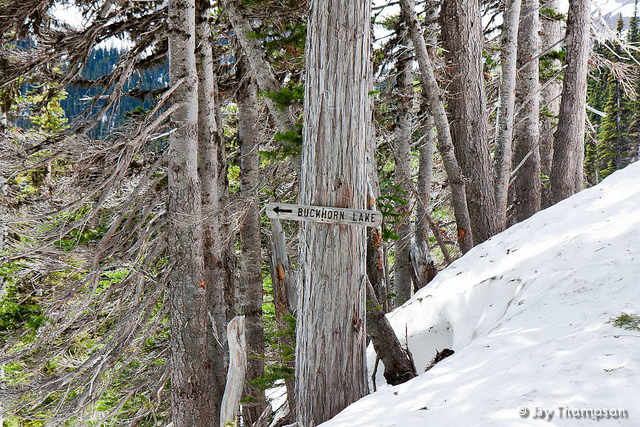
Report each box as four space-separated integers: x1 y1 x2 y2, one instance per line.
593 0 638 27
59 46 168 138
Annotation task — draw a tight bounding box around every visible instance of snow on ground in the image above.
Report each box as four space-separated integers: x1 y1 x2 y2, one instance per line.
322 162 640 426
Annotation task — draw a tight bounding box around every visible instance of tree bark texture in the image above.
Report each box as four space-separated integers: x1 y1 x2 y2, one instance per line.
296 0 371 424
513 0 542 222
413 99 436 290
195 1 228 423
441 0 499 245
237 56 266 424
493 0 522 230
365 279 417 386
399 0 474 253
415 96 433 252
393 30 414 307
220 316 247 427
167 0 211 424
550 0 590 204
540 0 563 207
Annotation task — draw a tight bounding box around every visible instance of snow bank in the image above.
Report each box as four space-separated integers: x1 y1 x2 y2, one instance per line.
322 162 640 426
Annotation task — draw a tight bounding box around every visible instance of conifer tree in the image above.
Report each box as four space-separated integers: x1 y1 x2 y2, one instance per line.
627 1 640 164
595 16 632 182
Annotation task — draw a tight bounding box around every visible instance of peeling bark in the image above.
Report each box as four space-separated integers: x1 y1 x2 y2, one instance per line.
267 219 296 418
296 0 372 424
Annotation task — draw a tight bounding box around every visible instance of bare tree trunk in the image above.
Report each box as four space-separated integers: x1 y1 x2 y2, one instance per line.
195 1 228 423
440 0 499 245
412 93 436 291
237 56 266 424
365 279 417 385
168 0 211 424
513 0 542 222
399 0 474 253
494 0 522 229
415 96 433 253
296 0 371 424
220 316 247 427
540 0 563 207
550 0 590 204
393 29 414 307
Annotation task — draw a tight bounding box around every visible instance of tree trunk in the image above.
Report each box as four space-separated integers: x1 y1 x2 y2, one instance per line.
540 0 563 207
415 96 433 253
441 0 499 245
195 1 228 423
493 0 522 229
167 0 211 424
392 28 414 307
512 0 542 222
399 0 474 253
365 278 417 386
296 0 371 424
550 0 591 204
237 56 266 424
220 316 247 427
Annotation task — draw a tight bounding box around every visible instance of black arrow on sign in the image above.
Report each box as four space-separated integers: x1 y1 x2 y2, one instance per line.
273 205 293 214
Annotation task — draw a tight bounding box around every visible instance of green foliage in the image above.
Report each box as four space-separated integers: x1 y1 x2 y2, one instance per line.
609 313 640 331
10 83 69 133
262 85 304 111
0 262 46 338
585 18 639 186
539 7 566 21
247 21 306 61
274 129 302 149
377 182 408 241
260 122 303 161
249 268 296 401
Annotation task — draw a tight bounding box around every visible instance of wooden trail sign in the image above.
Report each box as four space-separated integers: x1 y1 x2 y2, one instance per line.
266 202 382 227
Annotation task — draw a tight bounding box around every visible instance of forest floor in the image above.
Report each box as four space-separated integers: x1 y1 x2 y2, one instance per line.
322 161 640 426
